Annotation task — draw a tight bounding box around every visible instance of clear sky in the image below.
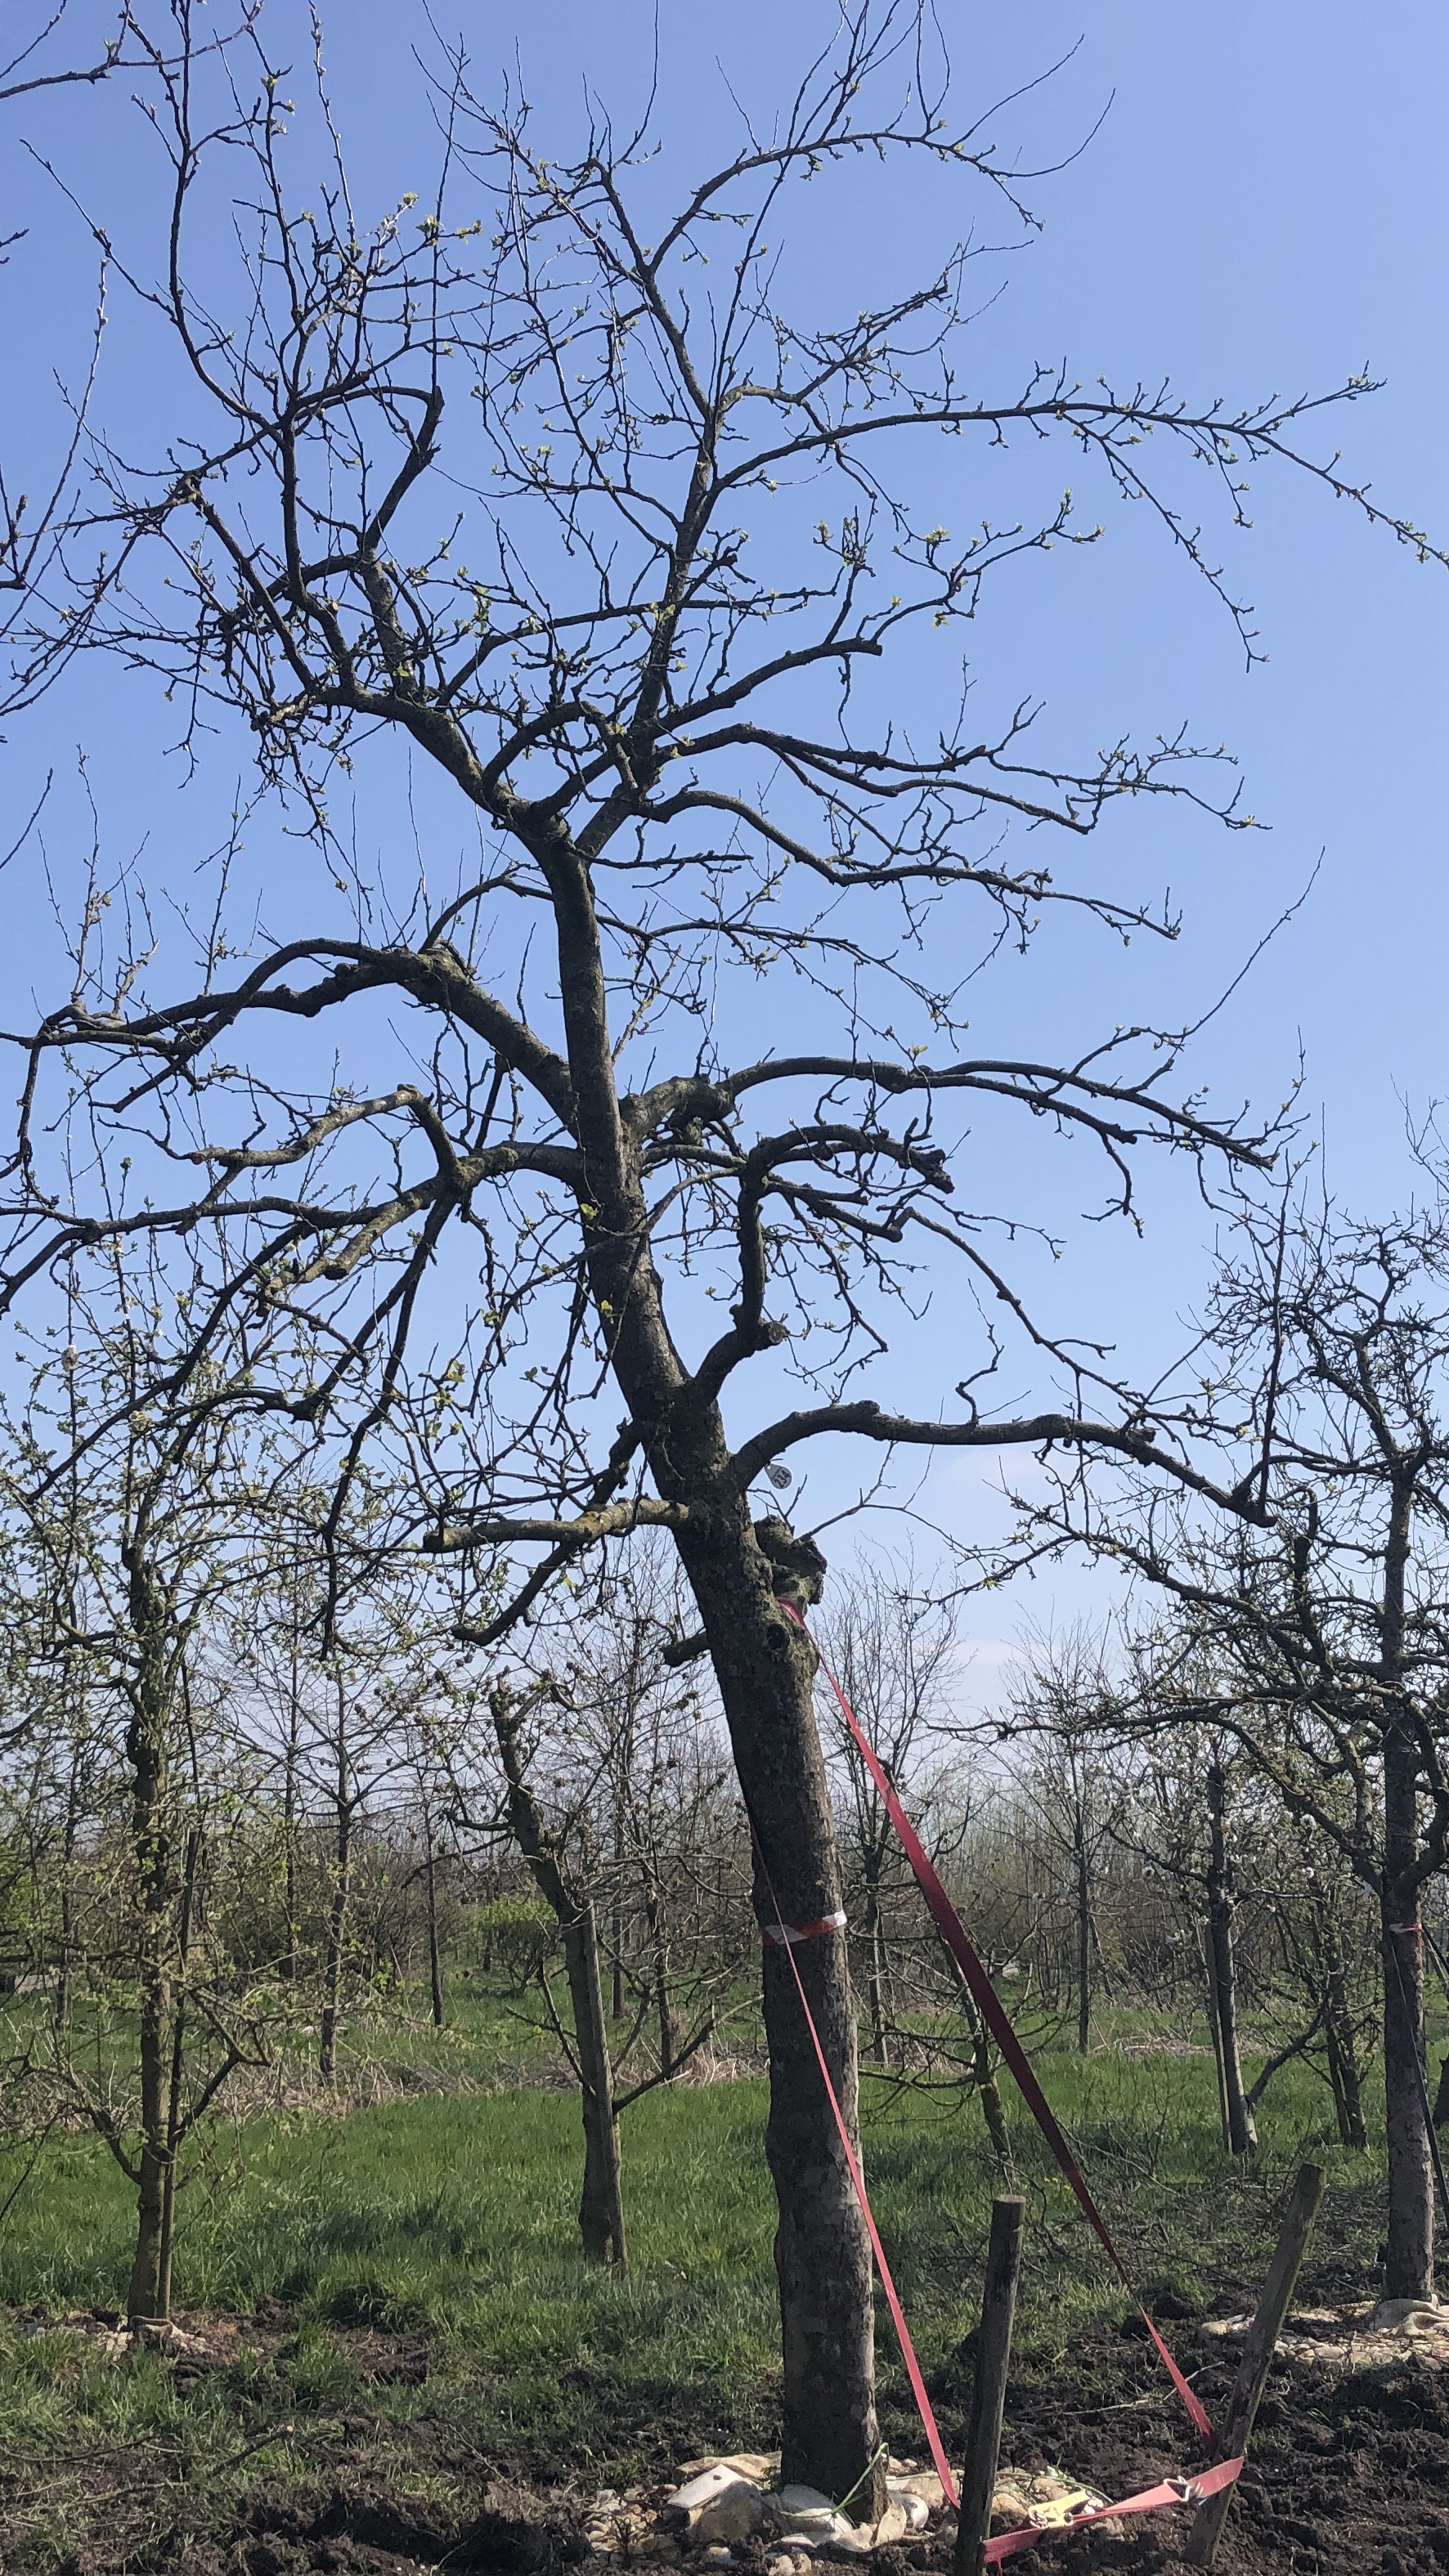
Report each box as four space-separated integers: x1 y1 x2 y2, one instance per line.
2 2 1446 1696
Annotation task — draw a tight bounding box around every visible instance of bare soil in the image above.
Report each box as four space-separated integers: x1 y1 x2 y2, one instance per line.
990 2319 1449 2576
20 2306 1449 2576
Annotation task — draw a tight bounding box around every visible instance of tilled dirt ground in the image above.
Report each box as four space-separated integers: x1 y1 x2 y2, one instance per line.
994 2323 1449 2575
23 2307 1449 2576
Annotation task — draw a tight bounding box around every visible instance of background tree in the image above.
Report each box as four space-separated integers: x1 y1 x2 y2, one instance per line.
1032 1187 1449 2293
228 1508 458 2080
816 1562 962 2059
998 1627 1133 2058
0 1244 294 2330
465 1552 747 2265
2 1 1441 2496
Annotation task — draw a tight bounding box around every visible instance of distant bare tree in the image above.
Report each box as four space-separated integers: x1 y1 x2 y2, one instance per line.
1000 1627 1133 2059
0 1243 294 2330
1032 1189 1449 2294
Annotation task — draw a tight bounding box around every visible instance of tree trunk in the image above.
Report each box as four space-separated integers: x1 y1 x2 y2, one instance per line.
1325 2005 1369 2150
646 1876 675 2079
1206 1765 1257 2156
128 2140 167 2329
612 1728 627 2021
1381 1888 1433 2292
155 1824 200 2324
567 1899 627 2264
56 1737 81 2033
320 1802 352 2084
1382 1717 1433 2295
546 847 883 2512
863 1853 888 2066
957 1968 1014 2180
423 1804 446 2029
1199 1919 1232 2153
1321 1924 1369 2150
1074 1823 1092 2055
123 1563 176 2332
491 1691 627 2266
281 1685 301 1982
673 1516 886 2522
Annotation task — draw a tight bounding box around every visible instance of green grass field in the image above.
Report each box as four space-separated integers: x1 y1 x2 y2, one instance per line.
0 1999 1397 2565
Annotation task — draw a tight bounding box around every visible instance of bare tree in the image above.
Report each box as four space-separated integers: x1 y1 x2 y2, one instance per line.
228 1509 455 2079
2 3 1439 2494
999 1627 1133 2059
816 1562 960 2060
468 1552 743 2265
0 1245 293 2329
1032 1190 1449 2294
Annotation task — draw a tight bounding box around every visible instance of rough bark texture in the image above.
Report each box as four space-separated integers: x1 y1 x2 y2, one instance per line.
1381 1858 1433 2296
671 1516 884 2520
571 1902 627 2267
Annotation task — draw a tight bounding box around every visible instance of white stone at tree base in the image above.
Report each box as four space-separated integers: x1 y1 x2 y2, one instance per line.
661 2453 940 2558
692 2482 770 2547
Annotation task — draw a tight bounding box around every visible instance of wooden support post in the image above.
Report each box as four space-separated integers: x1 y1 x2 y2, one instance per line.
1183 2162 1325 2569
953 2194 1026 2576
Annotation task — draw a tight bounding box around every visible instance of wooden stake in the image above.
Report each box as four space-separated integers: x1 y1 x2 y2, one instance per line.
953 2193 1026 2576
1183 2162 1326 2569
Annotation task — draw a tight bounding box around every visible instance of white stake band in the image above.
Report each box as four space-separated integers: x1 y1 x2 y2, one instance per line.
764 1909 847 1947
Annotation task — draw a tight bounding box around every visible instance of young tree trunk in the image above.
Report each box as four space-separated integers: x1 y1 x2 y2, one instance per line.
568 1899 627 2265
423 1803 446 2030
612 1711 630 2023
1382 1716 1433 2295
863 1853 888 2066
612 1785 626 2023
1074 1822 1092 2055
645 1875 675 2080
128 2136 168 2330
1326 2005 1369 2150
957 1969 1014 2180
123 1559 177 2331
281 1682 301 1983
1321 1926 1369 2150
1199 1919 1232 2153
491 1691 628 2265
1205 1764 1257 2156
155 1824 200 2323
55 1736 81 2033
672 1515 886 2522
320 1790 352 2084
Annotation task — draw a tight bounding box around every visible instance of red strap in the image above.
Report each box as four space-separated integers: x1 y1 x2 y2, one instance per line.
982 2456 1243 2564
785 1604 1215 2448
751 1826 962 2509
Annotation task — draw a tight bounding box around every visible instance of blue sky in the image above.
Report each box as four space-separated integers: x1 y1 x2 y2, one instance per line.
2 1 1445 1693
